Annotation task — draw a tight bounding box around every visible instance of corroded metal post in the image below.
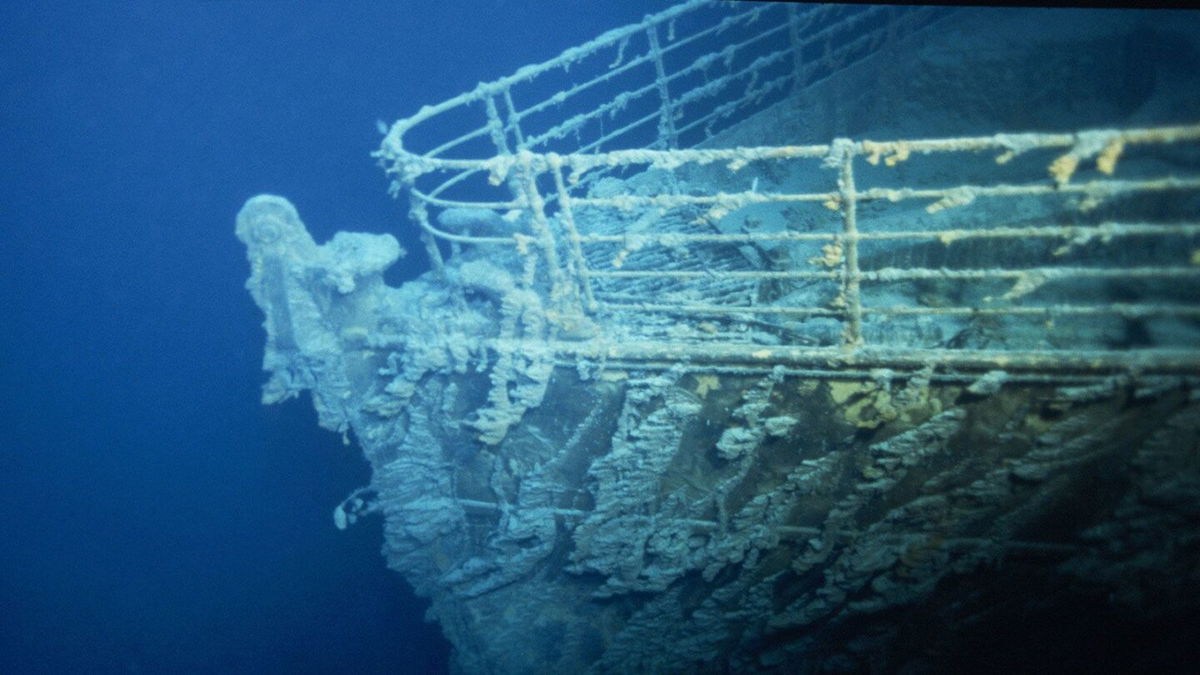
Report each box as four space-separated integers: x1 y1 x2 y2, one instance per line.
836 144 864 347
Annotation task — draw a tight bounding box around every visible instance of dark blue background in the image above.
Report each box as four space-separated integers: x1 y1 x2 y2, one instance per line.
0 2 662 672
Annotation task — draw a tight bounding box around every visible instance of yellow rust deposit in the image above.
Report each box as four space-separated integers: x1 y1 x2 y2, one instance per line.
862 141 912 167
1048 153 1079 186
827 377 942 430
1096 138 1125 175
693 374 721 398
809 241 844 267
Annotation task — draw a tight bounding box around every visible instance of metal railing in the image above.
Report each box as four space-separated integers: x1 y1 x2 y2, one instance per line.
376 1 1200 376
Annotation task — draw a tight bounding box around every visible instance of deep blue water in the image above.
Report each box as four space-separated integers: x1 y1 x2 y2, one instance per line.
0 2 663 672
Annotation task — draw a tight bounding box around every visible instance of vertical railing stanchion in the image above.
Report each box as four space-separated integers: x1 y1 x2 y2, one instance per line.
502 90 527 150
485 92 528 206
548 156 596 313
837 145 864 347
786 5 806 93
516 152 583 324
408 198 445 274
484 93 512 155
646 25 679 150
